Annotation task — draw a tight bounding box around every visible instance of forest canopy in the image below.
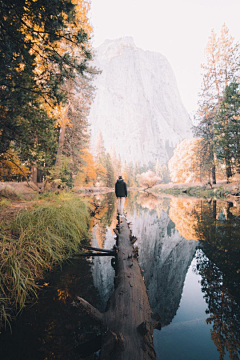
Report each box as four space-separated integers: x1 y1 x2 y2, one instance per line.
0 0 94 183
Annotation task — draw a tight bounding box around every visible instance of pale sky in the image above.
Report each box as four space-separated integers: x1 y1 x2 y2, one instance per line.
89 0 240 117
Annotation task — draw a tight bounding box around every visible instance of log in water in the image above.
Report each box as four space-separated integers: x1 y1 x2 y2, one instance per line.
75 216 160 360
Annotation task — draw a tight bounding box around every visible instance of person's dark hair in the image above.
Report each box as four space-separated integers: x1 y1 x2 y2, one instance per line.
118 176 122 179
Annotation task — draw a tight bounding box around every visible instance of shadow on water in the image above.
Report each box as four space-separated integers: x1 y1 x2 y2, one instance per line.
0 256 102 360
0 192 240 360
194 201 240 360
0 192 117 360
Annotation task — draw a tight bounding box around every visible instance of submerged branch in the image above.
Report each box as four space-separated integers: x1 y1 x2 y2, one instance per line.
81 245 116 253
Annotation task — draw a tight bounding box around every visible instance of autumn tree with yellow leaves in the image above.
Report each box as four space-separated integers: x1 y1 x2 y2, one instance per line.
169 138 209 183
137 170 162 190
168 138 226 183
0 0 95 183
0 148 30 181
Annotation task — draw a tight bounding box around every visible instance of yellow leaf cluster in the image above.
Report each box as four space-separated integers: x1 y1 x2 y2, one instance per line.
71 0 93 37
0 150 30 180
169 198 201 241
168 138 202 183
95 163 107 177
75 149 100 186
19 0 93 122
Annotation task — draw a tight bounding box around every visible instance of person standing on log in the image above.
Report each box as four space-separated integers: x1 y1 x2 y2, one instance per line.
115 175 127 216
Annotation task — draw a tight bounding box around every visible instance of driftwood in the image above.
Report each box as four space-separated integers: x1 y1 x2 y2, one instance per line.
74 217 160 359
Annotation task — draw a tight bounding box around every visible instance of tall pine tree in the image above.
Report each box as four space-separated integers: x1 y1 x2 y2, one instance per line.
215 82 240 178
195 24 240 183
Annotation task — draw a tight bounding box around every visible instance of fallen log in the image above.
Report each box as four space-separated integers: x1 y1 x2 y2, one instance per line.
75 217 159 360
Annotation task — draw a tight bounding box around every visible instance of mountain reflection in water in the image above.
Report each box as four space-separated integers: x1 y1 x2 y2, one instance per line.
91 192 240 360
0 192 239 360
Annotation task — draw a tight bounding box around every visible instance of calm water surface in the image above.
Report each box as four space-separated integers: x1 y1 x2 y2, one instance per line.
0 192 239 360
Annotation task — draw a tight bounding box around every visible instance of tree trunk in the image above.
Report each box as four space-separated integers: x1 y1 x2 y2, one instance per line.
75 217 159 360
226 164 232 181
225 153 232 181
212 200 217 220
31 165 37 184
210 145 216 184
237 150 240 174
212 165 216 184
55 124 66 167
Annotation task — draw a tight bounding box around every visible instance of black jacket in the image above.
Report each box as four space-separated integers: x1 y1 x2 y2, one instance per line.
115 179 127 197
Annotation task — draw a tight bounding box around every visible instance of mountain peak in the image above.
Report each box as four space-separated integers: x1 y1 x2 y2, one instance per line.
97 37 137 60
89 39 192 166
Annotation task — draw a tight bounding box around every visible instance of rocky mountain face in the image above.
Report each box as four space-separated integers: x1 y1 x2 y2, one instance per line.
129 208 198 326
88 37 192 166
90 201 197 325
91 225 115 311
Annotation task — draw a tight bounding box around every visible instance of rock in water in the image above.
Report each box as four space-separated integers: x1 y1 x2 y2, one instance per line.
89 37 192 166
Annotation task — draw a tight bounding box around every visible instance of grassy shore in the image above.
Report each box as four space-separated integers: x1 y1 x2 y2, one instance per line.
0 191 90 328
152 177 240 200
156 185 230 199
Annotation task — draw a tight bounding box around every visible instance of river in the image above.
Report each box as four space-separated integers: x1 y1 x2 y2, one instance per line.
0 192 240 360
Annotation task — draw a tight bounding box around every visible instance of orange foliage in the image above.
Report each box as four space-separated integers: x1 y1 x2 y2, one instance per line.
95 163 107 178
138 170 161 188
136 193 169 217
72 0 93 37
168 198 238 241
75 149 97 186
122 172 128 183
169 138 203 183
21 0 93 120
52 103 71 128
0 150 30 181
56 288 70 303
169 138 226 183
169 198 201 241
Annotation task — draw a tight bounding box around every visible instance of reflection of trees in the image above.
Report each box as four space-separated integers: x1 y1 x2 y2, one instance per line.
125 192 170 218
136 193 169 216
94 192 115 228
125 191 142 217
128 198 197 326
194 201 240 360
168 198 203 240
90 192 116 248
168 198 240 243
89 193 116 309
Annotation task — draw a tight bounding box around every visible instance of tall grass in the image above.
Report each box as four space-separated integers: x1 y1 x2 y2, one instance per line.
0 192 90 328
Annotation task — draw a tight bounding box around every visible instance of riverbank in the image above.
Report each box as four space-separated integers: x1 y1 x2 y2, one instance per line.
152 178 240 202
0 191 90 329
1 179 240 202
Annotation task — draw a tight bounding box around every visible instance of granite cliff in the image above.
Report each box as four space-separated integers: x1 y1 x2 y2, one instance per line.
88 37 192 166
129 208 198 326
91 199 197 325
